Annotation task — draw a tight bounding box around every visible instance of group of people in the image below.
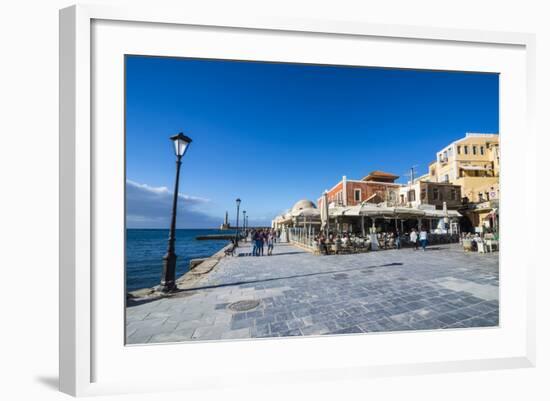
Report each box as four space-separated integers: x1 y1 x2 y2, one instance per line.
314 227 430 255
408 227 429 251
248 228 277 256
461 230 498 252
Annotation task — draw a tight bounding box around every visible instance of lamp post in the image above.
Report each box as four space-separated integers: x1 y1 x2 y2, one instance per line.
160 132 192 293
242 210 247 240
235 198 241 246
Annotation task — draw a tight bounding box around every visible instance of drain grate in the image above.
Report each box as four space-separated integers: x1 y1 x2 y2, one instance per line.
228 299 260 312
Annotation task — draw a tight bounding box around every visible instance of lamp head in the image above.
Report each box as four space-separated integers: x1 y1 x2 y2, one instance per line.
170 132 192 157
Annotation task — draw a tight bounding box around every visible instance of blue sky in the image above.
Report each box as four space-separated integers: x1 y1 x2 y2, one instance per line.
126 56 499 228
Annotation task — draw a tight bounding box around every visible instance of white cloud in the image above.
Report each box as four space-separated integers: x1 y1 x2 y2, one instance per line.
126 179 219 228
126 180 210 204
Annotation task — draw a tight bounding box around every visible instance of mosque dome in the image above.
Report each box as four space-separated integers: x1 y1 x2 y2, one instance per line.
291 199 317 212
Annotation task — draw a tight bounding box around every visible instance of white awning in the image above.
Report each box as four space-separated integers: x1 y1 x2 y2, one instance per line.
423 209 462 218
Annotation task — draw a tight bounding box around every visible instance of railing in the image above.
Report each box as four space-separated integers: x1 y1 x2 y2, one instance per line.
288 227 318 251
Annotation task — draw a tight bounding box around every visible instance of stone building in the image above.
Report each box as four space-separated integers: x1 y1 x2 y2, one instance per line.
398 180 462 210
428 132 499 203
321 170 401 207
427 132 500 232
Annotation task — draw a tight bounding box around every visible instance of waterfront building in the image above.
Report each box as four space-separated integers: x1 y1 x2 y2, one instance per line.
398 179 462 210
428 132 499 203
321 170 401 208
427 132 499 232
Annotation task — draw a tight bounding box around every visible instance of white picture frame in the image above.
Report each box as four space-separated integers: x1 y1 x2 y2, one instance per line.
59 4 536 397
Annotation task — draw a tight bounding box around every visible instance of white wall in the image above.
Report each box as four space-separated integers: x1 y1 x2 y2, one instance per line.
0 1 548 400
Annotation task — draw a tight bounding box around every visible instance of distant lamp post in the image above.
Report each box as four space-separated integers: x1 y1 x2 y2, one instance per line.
243 210 247 239
160 132 192 293
235 198 241 246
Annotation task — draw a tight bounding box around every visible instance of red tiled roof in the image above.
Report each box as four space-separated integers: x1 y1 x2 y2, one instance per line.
361 170 399 181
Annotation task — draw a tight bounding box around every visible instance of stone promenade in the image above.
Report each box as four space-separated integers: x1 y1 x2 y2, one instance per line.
126 241 499 344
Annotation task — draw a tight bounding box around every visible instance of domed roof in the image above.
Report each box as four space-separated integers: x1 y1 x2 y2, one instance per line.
292 199 317 212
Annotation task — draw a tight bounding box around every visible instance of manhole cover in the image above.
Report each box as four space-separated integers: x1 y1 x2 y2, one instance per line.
228 300 260 312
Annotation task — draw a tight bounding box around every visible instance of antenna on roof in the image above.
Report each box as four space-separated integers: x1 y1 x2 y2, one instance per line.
403 165 418 185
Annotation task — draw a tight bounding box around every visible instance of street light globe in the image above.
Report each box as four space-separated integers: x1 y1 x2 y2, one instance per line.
236 198 241 207
170 132 192 157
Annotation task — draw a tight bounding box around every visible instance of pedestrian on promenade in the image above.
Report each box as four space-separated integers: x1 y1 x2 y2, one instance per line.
410 228 418 250
267 232 274 256
318 234 329 255
259 230 266 256
251 230 258 256
419 228 428 251
395 230 401 249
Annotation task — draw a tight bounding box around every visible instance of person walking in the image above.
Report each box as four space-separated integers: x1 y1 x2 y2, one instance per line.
251 230 258 256
318 234 328 255
395 230 401 249
419 228 428 251
259 230 266 256
267 232 274 256
410 228 418 251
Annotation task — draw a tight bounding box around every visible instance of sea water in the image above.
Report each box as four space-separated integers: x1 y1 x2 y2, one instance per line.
126 228 234 291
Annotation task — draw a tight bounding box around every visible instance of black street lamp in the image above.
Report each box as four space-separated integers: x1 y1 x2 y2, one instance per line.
235 198 241 246
160 132 192 293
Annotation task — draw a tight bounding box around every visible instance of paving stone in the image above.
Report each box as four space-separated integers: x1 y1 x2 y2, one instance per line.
329 326 364 334
230 318 255 330
251 324 271 337
150 328 195 343
409 319 446 330
126 242 498 343
278 328 302 337
470 301 498 314
192 325 228 340
269 321 289 333
221 328 251 339
300 323 331 335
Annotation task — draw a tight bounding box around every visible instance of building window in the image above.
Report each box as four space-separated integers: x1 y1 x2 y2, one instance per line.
480 146 484 155
464 146 469 155
450 189 456 200
478 193 483 202
421 188 426 200
354 188 361 202
400 194 405 204
473 145 477 155
433 188 440 200
443 174 449 183
408 190 416 202
457 145 461 154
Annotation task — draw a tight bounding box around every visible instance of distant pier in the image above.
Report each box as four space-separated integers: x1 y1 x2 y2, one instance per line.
196 234 236 241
